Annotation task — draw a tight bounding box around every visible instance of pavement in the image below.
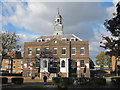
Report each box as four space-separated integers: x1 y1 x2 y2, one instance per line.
2 82 57 89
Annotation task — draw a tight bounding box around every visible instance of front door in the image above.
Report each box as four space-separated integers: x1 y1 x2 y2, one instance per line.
71 61 77 77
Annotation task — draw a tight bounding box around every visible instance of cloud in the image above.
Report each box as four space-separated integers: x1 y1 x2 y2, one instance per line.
17 33 38 49
1 1 116 63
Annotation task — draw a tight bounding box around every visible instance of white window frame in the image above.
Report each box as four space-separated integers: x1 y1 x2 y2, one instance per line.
13 61 16 64
61 60 66 67
18 65 21 68
8 65 11 68
5 65 8 68
62 48 66 55
17 70 22 73
36 48 40 55
17 61 21 63
37 39 42 42
80 60 85 68
43 60 47 68
13 70 16 73
80 47 85 55
5 60 9 63
71 48 76 55
44 47 49 55
70 38 76 41
21 61 24 64
28 48 32 55
45 38 50 42
13 65 16 68
53 48 58 55
61 38 67 41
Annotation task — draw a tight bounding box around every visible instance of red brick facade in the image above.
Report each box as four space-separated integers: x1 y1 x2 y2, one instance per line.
23 38 90 78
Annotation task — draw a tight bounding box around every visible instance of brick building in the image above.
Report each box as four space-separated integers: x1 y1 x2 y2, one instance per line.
23 9 90 79
1 59 24 73
1 50 24 73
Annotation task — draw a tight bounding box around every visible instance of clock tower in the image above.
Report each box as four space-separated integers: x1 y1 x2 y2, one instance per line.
53 8 64 35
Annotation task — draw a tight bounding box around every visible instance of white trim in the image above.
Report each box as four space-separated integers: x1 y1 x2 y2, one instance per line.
61 38 67 41
62 48 66 55
80 47 85 55
60 58 69 74
17 61 21 63
37 39 42 42
18 65 21 68
45 38 50 42
28 48 32 55
70 38 76 41
53 48 58 55
36 48 40 55
80 60 85 68
72 34 82 41
5 60 9 63
71 47 76 55
13 65 16 68
13 61 16 64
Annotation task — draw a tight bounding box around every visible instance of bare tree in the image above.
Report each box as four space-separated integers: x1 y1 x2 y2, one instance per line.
0 31 19 69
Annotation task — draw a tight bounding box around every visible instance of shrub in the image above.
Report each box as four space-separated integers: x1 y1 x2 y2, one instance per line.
52 77 70 88
11 77 23 84
72 77 90 85
31 77 35 79
111 77 120 85
0 77 8 84
90 77 106 85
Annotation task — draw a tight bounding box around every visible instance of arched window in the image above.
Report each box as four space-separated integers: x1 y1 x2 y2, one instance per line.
61 60 65 67
43 60 47 68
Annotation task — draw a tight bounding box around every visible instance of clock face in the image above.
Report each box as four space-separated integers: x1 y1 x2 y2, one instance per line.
55 25 62 31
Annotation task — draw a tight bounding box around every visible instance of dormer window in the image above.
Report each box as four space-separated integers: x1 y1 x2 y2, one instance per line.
70 38 76 41
46 38 50 42
37 39 42 42
61 38 66 41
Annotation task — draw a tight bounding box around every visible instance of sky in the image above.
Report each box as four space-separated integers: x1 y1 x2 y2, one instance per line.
0 0 120 64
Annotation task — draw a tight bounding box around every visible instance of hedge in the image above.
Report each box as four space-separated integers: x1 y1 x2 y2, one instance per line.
52 77 71 88
0 77 8 84
111 77 120 85
11 77 23 84
52 77 106 88
90 77 106 85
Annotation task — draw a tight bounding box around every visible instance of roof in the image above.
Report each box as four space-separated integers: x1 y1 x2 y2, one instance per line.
36 34 82 42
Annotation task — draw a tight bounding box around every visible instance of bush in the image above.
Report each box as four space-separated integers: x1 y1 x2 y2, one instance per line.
52 77 70 88
72 77 90 85
31 77 35 79
11 77 23 84
2 73 22 76
111 77 120 85
90 77 106 85
0 77 8 84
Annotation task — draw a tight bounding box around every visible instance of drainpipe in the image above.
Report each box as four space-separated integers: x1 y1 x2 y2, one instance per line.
68 41 71 77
